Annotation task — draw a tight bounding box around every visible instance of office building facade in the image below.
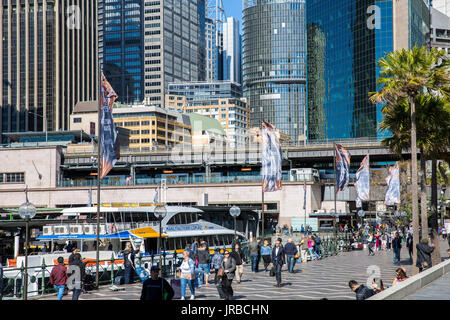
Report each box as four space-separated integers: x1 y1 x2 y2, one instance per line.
243 0 308 144
100 0 207 107
223 17 242 84
1 0 98 143
167 81 242 103
430 7 450 55
306 0 430 142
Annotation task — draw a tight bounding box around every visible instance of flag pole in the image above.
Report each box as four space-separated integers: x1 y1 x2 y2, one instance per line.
95 8 102 289
333 142 337 238
261 187 265 240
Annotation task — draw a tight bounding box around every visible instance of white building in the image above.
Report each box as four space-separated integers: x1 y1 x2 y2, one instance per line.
431 7 450 55
432 0 450 16
222 17 242 85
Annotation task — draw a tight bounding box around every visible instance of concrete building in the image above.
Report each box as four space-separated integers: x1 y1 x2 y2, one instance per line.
165 94 187 113
431 7 450 55
222 17 242 85
185 98 250 147
432 0 450 16
188 113 227 149
167 81 242 103
100 0 207 107
1 0 99 144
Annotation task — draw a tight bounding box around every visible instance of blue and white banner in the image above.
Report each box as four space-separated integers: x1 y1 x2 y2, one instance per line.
385 163 400 206
100 73 119 180
355 155 370 208
153 188 159 204
261 121 283 192
335 144 351 193
303 183 307 210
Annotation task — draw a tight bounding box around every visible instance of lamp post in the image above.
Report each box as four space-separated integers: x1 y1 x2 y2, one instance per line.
154 205 167 271
229 206 241 238
18 187 36 300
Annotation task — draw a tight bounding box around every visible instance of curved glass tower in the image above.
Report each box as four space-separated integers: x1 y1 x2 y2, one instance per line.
243 0 307 144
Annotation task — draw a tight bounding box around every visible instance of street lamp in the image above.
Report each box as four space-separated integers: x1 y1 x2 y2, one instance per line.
229 206 241 238
357 210 365 230
18 187 36 300
154 205 167 271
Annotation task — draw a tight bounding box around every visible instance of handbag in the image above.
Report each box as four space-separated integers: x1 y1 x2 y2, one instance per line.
269 267 275 277
216 268 224 277
294 252 300 259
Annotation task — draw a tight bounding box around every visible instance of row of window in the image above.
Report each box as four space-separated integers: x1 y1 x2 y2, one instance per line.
0 172 25 184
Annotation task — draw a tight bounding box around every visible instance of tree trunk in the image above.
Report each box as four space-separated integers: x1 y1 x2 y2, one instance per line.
430 158 441 266
410 97 420 275
420 148 428 239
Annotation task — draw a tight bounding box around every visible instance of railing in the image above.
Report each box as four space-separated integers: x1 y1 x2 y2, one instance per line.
57 173 316 188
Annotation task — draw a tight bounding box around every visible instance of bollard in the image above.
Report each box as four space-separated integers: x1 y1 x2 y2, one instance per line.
110 254 115 285
20 261 25 298
41 260 47 296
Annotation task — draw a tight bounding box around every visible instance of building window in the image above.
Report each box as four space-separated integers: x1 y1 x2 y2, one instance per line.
1 173 25 183
74 118 82 123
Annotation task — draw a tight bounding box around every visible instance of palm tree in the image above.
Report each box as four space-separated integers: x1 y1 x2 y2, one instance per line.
370 46 450 275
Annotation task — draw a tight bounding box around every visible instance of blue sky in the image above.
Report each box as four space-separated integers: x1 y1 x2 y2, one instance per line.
223 0 243 25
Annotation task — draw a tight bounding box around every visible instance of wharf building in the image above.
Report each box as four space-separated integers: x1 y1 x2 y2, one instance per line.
1 0 99 144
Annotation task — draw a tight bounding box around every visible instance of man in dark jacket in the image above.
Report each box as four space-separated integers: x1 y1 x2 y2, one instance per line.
392 232 402 264
348 280 377 300
140 266 174 301
271 238 285 287
416 238 435 272
196 243 210 285
230 244 246 283
406 233 413 263
50 257 68 300
68 253 85 300
284 238 298 273
121 242 140 284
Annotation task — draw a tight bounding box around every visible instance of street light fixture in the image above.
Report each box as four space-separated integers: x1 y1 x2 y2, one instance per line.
154 205 167 271
229 206 241 238
18 187 36 300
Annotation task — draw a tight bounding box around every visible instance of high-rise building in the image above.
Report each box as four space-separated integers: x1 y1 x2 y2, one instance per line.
100 0 207 107
205 18 219 81
223 17 242 84
167 80 242 103
306 0 431 142
243 0 307 144
430 7 450 55
432 0 450 16
1 0 99 143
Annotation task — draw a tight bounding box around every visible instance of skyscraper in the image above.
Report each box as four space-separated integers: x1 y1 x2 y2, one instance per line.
100 0 207 107
223 17 242 84
243 0 307 144
205 17 219 81
1 0 99 143
306 0 431 142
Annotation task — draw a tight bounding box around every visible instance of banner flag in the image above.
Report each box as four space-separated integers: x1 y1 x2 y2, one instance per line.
303 183 307 210
261 121 283 192
335 144 351 193
99 73 119 180
355 155 370 208
385 163 400 205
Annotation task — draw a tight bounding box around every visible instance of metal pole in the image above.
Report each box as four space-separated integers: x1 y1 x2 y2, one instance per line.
234 216 237 238
95 8 102 288
333 142 337 239
261 189 265 240
23 218 29 300
159 218 162 271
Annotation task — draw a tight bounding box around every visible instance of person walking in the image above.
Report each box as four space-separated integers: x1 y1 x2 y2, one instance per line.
68 253 85 300
299 236 308 263
375 232 381 251
271 238 285 287
140 266 174 301
221 251 236 300
307 236 319 260
260 240 272 271
256 237 262 272
367 233 375 256
196 243 210 285
313 234 321 259
121 242 140 284
416 238 435 273
248 238 259 273
178 250 195 300
392 232 402 264
211 248 224 275
284 238 298 273
49 257 68 300
391 267 409 286
406 232 413 263
230 244 245 284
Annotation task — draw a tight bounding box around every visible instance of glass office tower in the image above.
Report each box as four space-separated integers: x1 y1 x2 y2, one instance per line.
243 0 307 144
101 0 144 103
307 0 430 142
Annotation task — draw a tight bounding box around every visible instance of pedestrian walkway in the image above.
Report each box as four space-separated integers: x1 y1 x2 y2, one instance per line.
34 240 449 300
404 273 450 300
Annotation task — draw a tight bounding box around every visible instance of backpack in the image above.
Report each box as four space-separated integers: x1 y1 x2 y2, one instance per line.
315 237 321 245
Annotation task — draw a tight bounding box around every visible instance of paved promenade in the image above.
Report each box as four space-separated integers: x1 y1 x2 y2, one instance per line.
34 240 449 300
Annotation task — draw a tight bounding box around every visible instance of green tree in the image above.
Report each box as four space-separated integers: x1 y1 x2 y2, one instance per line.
369 46 450 274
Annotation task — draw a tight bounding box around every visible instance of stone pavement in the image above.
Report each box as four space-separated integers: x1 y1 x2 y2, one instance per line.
35 240 449 301
404 273 450 300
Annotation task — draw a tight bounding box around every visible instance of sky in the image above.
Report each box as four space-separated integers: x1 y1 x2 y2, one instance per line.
223 0 243 25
